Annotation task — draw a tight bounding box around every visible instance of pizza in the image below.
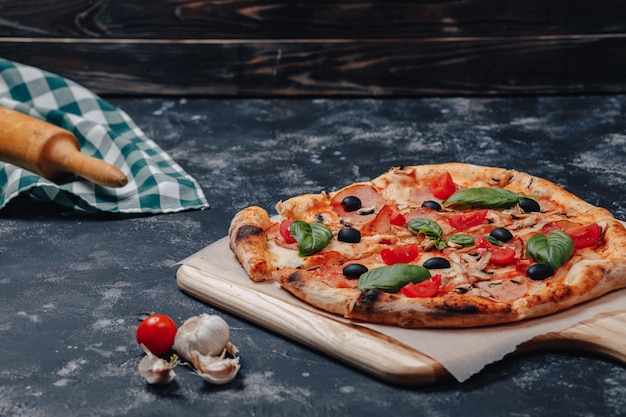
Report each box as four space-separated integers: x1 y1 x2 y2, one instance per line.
228 163 626 328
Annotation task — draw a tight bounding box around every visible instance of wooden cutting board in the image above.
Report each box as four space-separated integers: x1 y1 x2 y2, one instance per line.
176 264 626 386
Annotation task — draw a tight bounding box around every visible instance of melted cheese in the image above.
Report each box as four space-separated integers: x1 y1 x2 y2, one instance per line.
267 240 304 268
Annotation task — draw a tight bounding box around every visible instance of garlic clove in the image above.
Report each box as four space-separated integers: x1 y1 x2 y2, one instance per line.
138 344 178 385
225 341 239 357
189 349 241 385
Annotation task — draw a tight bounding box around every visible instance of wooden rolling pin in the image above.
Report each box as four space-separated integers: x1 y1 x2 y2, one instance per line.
0 106 128 187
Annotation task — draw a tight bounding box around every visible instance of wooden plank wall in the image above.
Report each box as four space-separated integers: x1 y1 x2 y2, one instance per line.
1 1 625 96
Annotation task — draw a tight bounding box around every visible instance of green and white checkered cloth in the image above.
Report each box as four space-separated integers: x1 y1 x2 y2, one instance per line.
0 58 208 213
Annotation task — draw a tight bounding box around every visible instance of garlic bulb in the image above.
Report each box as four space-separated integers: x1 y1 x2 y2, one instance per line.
174 314 240 384
138 344 178 385
175 314 230 357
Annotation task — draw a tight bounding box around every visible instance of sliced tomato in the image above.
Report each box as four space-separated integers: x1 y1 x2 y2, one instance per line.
541 220 576 235
380 244 419 265
474 236 490 249
365 205 392 234
566 223 602 248
363 206 408 234
429 172 456 200
387 206 407 226
266 222 297 249
487 246 516 264
279 219 297 244
515 258 533 274
474 236 517 264
401 275 441 298
448 209 488 231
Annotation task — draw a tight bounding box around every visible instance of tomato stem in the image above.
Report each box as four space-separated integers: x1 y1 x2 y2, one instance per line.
136 311 157 321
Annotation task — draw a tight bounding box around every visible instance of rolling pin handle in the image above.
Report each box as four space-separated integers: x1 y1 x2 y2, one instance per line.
0 106 128 188
41 134 128 188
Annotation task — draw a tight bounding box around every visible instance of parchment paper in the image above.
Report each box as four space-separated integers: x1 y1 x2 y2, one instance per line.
179 236 625 382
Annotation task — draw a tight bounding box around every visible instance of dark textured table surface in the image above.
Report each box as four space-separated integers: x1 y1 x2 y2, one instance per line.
1 96 625 417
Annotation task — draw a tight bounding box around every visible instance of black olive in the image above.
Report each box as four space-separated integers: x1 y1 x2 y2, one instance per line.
343 263 368 278
490 227 514 242
338 227 361 243
527 264 554 280
423 257 451 269
519 198 541 213
422 200 442 211
341 196 362 212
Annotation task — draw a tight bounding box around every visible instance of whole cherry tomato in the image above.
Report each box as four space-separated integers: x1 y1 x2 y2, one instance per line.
136 313 177 355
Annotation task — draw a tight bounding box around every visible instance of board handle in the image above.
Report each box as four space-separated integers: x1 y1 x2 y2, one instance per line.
518 310 626 363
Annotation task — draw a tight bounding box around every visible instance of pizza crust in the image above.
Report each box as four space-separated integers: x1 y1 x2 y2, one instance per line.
348 290 517 328
228 206 276 282
275 268 360 316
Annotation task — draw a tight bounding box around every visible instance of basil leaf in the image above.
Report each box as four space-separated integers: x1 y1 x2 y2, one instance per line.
445 233 475 247
485 235 503 246
434 240 449 250
526 231 574 270
442 233 500 249
444 187 522 209
407 218 443 241
358 264 431 293
290 220 332 257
